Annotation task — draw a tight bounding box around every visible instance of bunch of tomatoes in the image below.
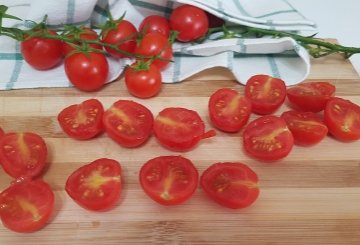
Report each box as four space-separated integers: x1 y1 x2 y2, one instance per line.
20 4 213 97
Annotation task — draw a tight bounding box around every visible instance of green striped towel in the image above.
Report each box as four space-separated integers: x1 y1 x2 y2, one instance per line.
0 0 315 90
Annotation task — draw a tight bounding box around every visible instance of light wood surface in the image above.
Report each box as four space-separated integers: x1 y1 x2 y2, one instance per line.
1 52 360 244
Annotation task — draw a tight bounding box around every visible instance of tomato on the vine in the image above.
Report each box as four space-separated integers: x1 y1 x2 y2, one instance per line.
63 26 102 56
139 15 170 37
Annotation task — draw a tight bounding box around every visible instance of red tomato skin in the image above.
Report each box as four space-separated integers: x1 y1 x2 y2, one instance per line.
324 97 360 141
125 63 162 98
245 74 287 115
0 127 4 138
200 162 259 209
57 99 104 140
0 132 47 179
139 15 170 37
103 100 154 148
101 20 137 58
243 115 294 161
63 27 102 56
21 30 63 70
64 52 109 92
0 179 54 233
139 155 199 205
287 81 336 112
208 88 252 132
281 110 328 146
65 158 122 211
170 4 209 42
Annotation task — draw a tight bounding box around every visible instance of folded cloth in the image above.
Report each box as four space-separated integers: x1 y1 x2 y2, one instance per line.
0 0 315 90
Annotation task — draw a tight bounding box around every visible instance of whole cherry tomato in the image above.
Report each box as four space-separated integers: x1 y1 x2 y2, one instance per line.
139 15 170 37
63 26 102 56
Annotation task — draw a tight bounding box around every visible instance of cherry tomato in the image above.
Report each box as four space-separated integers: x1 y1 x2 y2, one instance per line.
101 19 137 58
324 97 360 141
287 81 336 112
281 110 328 146
208 88 252 132
125 61 162 98
21 30 63 70
243 115 294 161
154 107 216 152
135 32 173 70
206 12 225 28
57 99 104 140
0 132 47 179
200 162 259 209
65 158 122 211
170 4 209 42
103 100 154 148
0 127 4 138
245 74 286 115
139 155 198 205
63 27 102 56
0 179 54 233
64 52 109 92
139 15 170 37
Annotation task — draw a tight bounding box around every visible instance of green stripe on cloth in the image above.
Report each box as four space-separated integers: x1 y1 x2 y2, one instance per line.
232 0 251 17
227 52 234 71
257 9 297 19
0 53 23 60
128 0 172 14
266 54 280 78
66 0 76 23
172 53 182 82
6 43 23 90
283 0 307 20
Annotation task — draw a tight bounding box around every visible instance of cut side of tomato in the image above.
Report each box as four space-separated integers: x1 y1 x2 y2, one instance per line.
243 115 294 161
208 88 252 133
245 74 286 115
287 81 336 112
200 162 259 209
0 132 47 179
139 155 199 205
0 179 55 233
65 158 122 211
57 99 104 140
103 100 154 148
324 97 360 141
154 107 216 152
281 110 328 146
0 127 4 138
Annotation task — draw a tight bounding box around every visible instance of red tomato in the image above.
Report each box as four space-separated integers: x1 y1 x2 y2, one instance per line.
139 15 170 37
170 4 209 42
125 61 162 98
281 110 328 146
63 27 102 56
245 74 286 115
0 132 47 179
65 158 122 211
103 100 154 148
135 32 173 70
208 88 252 132
154 107 216 152
0 127 4 138
206 12 225 28
139 155 198 205
324 97 360 141
21 30 63 70
57 99 104 140
64 52 109 91
200 162 259 209
101 19 137 58
287 81 336 112
0 179 54 232
243 115 294 161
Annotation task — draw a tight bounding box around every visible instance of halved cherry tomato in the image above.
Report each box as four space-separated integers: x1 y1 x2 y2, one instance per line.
57 99 104 140
281 110 328 146
65 158 122 211
0 179 54 232
208 88 252 132
154 107 216 152
287 81 336 112
103 100 154 148
200 162 259 209
139 155 198 205
324 97 360 141
0 132 47 179
139 15 170 37
245 74 286 115
243 115 294 161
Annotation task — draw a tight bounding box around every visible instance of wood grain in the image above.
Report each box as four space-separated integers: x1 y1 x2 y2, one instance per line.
1 53 360 244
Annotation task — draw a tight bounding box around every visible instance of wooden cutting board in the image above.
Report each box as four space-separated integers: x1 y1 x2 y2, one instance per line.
0 52 360 244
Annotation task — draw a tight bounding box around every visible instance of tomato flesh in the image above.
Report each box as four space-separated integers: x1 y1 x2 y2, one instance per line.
139 155 199 205
201 162 259 209
65 158 122 211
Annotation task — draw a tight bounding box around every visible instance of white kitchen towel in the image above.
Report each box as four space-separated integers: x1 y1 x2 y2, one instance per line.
0 0 315 90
